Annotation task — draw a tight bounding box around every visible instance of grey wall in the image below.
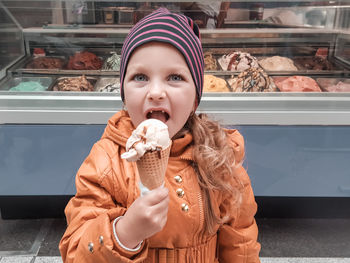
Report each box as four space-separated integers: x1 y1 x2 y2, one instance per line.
0 124 349 197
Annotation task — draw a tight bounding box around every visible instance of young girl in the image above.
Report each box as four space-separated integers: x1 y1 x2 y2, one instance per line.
59 8 260 263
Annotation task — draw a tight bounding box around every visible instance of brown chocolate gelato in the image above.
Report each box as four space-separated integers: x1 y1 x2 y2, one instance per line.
294 56 333 70
53 75 94 92
67 51 103 70
26 57 65 69
227 68 278 92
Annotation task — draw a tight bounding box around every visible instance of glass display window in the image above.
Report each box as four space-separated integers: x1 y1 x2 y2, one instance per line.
0 1 349 125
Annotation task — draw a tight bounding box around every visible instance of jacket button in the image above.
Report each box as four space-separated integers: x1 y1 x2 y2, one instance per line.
174 175 183 183
176 188 185 198
181 203 189 212
99 235 104 245
88 242 94 253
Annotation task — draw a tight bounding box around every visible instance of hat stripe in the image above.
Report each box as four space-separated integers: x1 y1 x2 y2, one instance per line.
121 21 203 86
121 11 203 79
121 26 203 95
122 26 202 84
122 17 202 66
120 8 204 104
123 34 200 91
122 10 172 52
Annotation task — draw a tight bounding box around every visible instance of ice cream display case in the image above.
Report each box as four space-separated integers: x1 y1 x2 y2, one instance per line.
0 1 350 218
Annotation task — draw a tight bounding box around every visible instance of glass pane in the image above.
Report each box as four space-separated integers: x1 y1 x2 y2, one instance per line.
0 1 349 94
0 2 24 79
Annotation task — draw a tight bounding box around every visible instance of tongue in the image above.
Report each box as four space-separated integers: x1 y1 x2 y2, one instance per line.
150 111 167 123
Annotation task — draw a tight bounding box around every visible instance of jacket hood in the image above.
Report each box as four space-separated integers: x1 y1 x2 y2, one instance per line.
102 110 135 148
101 110 193 159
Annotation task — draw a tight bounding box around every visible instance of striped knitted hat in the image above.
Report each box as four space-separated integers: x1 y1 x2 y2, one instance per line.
120 8 204 105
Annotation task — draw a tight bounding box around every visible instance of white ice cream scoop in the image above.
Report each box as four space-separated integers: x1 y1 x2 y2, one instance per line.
121 119 171 162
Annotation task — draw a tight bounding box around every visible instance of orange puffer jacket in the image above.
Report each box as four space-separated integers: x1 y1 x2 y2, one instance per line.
59 110 261 263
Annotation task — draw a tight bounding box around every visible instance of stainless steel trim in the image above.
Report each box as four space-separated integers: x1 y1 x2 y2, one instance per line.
1 93 350 125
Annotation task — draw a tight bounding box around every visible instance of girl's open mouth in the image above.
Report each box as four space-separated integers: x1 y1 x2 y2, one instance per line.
146 110 170 123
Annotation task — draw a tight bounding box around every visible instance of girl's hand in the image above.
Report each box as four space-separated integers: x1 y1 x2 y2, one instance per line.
115 186 169 249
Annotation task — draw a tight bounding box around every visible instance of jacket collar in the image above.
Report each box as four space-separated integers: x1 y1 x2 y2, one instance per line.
102 110 193 160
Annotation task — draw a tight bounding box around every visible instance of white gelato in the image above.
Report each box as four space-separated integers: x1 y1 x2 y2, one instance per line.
121 119 171 162
218 51 259 71
259 56 298 71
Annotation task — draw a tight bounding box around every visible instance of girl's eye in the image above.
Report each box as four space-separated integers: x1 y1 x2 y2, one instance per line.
169 74 183 81
133 74 147 82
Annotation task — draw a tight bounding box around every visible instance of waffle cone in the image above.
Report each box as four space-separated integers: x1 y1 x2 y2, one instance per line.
137 143 171 190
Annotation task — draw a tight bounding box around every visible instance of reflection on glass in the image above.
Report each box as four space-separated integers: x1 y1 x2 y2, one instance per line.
0 1 349 94
0 3 24 79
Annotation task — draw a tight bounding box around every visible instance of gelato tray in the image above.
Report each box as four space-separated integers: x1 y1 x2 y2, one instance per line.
66 51 103 70
273 76 322 92
17 50 109 74
203 51 261 72
95 77 120 93
293 56 336 71
50 75 97 92
202 47 347 73
25 56 66 69
1 77 53 92
316 78 350 92
227 68 278 92
218 51 260 72
102 52 121 71
203 74 231 92
258 56 298 71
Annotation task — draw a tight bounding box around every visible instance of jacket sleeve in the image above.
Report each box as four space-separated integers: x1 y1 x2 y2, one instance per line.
59 141 149 263
217 130 261 263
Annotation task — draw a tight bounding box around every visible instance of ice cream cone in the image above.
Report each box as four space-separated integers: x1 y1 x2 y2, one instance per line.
137 142 172 190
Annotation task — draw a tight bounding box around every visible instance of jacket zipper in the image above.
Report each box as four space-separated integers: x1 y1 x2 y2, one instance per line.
197 190 204 233
180 156 205 234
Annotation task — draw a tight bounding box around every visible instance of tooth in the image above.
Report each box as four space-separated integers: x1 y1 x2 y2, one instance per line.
162 111 164 113
150 110 153 114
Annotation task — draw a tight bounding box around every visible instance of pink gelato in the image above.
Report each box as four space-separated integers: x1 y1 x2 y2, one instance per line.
325 81 350 92
316 78 350 92
273 76 322 92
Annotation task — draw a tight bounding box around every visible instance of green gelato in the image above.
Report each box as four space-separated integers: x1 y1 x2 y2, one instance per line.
10 81 48 92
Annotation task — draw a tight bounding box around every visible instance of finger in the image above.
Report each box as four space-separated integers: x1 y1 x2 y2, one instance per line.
151 194 169 215
150 199 169 228
144 187 169 206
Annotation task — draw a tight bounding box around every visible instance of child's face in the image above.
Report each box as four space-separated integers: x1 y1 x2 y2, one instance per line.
123 42 197 138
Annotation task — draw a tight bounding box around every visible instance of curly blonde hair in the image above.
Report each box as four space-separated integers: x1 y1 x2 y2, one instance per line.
182 113 242 234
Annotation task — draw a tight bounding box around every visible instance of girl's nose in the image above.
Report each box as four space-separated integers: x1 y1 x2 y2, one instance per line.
147 81 166 101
